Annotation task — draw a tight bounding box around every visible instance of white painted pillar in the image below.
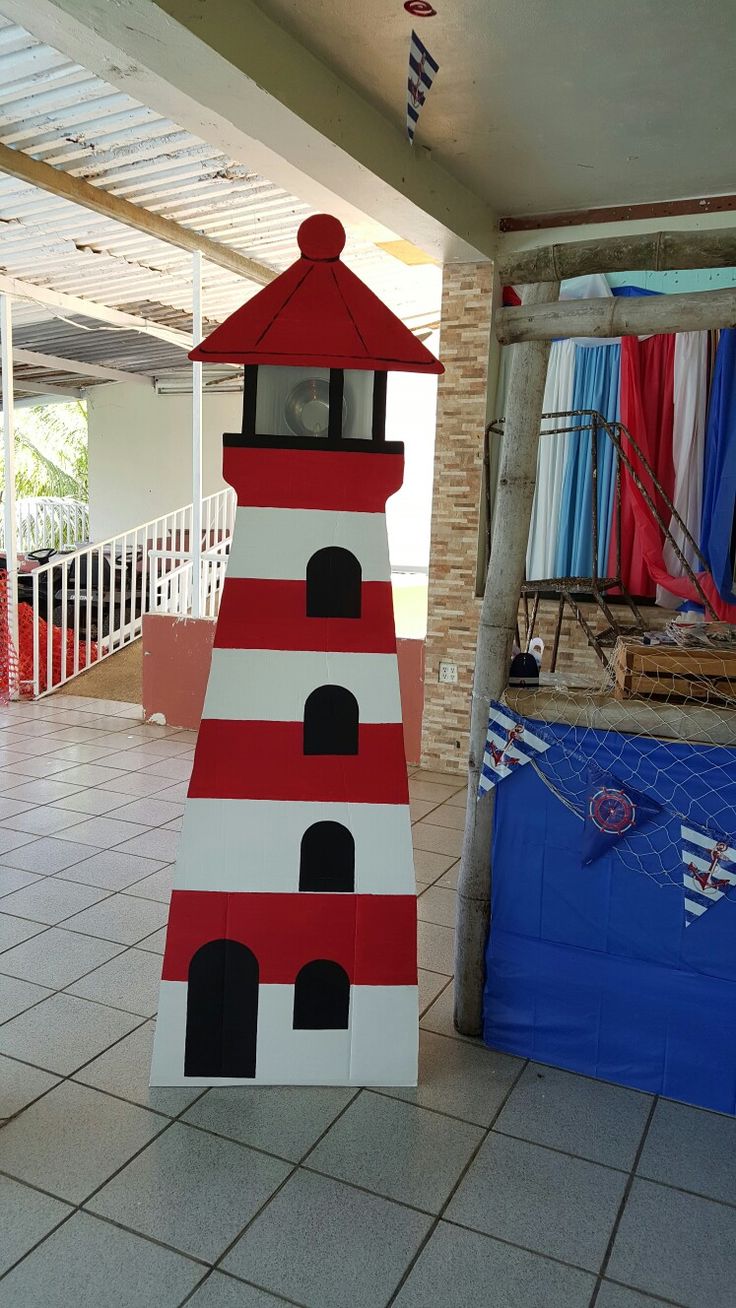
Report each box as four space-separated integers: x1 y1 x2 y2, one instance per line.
0 295 18 684
191 251 203 619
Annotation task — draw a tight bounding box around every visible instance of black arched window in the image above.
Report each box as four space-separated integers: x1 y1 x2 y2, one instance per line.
185 939 258 1078
306 547 362 619
303 685 358 755
293 960 350 1029
299 821 355 892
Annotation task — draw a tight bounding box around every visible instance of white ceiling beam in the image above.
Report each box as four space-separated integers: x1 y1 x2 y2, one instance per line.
0 273 192 351
13 347 152 386
4 0 496 263
2 379 84 400
0 141 275 288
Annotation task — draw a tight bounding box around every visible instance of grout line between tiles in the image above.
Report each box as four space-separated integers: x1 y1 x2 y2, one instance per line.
383 1055 530 1307
592 1277 685 1307
176 1265 306 1308
418 974 452 1020
588 1093 659 1306
0 1073 209 1286
182 1087 370 1297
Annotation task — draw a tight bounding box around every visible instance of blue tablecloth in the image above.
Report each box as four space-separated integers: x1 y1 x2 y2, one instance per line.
483 720 736 1113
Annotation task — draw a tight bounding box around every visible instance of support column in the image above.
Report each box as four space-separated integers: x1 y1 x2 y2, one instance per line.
191 251 203 618
423 262 494 773
0 295 18 679
454 280 559 1036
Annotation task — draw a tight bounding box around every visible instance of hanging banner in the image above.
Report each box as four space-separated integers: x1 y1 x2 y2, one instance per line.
681 823 736 926
406 29 439 144
478 703 550 795
581 768 660 866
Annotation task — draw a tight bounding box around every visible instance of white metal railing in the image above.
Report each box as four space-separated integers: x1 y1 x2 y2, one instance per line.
24 487 236 698
0 497 90 552
148 488 233 621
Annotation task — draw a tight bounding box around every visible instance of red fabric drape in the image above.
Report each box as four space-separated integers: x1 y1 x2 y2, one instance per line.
607 332 736 620
609 334 676 596
620 484 736 620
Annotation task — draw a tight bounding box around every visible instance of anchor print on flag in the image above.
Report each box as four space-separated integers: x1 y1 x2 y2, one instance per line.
681 823 736 926
478 704 550 795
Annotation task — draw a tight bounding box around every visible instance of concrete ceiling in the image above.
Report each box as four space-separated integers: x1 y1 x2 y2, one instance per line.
255 0 736 216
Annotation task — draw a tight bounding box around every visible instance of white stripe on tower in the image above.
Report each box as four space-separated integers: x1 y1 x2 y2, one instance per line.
226 508 390 580
151 982 419 1086
174 799 415 894
202 649 402 723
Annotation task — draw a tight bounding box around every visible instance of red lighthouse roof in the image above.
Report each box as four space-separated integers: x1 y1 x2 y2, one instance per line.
189 215 443 375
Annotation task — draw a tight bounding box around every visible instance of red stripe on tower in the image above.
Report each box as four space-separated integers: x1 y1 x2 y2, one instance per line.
224 446 404 511
215 579 397 653
188 720 410 803
161 890 417 984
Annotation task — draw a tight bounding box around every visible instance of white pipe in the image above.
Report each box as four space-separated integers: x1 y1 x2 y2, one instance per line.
191 251 203 619
0 295 19 688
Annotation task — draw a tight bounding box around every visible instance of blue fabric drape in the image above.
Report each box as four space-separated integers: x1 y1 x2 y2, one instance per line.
554 344 620 577
701 328 736 603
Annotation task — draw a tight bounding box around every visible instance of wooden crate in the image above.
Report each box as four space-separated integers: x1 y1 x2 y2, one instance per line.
613 638 736 703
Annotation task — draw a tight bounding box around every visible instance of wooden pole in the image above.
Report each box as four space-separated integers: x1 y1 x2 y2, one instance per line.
498 227 736 284
454 279 559 1036
497 286 736 345
0 142 275 289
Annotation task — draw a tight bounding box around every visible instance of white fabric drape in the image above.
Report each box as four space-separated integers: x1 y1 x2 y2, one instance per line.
525 275 615 581
657 331 708 607
526 339 576 579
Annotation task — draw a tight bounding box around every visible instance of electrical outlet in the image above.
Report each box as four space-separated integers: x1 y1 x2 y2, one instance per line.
439 661 458 684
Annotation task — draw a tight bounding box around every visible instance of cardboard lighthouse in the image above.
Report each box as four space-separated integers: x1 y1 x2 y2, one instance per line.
151 214 443 1087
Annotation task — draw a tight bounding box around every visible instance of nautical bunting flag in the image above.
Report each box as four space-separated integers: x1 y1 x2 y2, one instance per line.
681 823 736 926
407 29 439 143
478 703 550 796
581 769 660 866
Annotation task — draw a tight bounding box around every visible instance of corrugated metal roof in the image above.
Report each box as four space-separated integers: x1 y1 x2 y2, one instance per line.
0 12 440 396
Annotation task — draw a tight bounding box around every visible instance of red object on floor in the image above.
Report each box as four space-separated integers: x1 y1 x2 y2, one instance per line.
0 575 18 701
13 601 97 698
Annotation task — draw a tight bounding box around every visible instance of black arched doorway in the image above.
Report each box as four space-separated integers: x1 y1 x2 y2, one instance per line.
293 960 350 1029
303 685 359 755
184 939 259 1078
306 547 362 618
299 821 355 892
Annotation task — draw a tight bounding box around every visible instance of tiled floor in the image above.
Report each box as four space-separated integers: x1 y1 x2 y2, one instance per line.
0 696 734 1307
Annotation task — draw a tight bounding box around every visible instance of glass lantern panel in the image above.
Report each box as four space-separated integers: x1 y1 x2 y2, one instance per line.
342 371 374 441
255 366 330 438
254 366 375 439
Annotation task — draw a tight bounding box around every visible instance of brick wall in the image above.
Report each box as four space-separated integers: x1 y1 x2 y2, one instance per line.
422 262 493 772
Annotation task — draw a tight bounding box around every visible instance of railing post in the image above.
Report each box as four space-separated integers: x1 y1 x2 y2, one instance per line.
0 294 18 689
191 251 203 618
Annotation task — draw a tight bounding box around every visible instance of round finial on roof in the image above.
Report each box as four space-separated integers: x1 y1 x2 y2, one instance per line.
297 214 346 261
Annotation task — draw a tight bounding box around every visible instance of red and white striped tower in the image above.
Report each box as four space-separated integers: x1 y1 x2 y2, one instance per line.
151 215 443 1086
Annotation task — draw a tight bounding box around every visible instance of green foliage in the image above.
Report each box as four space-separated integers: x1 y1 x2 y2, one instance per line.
2 400 88 501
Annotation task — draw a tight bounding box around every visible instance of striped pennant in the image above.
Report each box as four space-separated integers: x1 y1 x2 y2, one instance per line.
478 703 550 796
681 823 736 926
407 30 439 143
